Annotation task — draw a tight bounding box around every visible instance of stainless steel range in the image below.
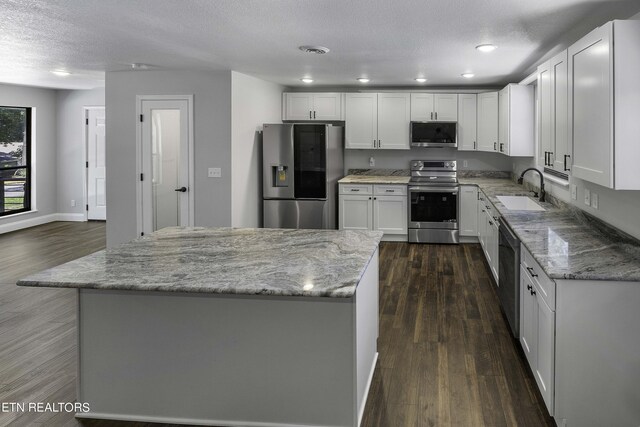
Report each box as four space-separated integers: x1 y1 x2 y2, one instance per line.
408 160 459 244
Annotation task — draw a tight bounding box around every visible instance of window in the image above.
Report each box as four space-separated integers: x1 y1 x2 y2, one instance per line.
0 106 31 216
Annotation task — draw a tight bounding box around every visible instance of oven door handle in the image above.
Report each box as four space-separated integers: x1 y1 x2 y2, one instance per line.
409 186 459 193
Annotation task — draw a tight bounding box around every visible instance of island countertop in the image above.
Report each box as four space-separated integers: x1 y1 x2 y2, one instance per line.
17 227 383 298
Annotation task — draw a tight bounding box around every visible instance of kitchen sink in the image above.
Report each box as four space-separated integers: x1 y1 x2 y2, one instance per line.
496 196 545 211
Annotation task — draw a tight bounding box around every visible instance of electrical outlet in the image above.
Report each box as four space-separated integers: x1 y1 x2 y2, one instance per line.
463 160 468 168
71 199 76 207
369 157 375 167
570 184 577 200
584 188 591 206
591 193 599 209
208 167 222 178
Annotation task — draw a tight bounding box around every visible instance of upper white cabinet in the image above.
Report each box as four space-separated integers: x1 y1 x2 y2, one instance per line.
538 51 570 173
498 84 534 156
282 93 343 121
457 94 477 151
477 92 499 152
410 93 458 121
345 93 410 150
568 20 640 189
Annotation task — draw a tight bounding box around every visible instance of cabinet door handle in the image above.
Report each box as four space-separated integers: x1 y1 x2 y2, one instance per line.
373 139 376 148
378 140 381 148
489 221 493 225
473 141 476 150
435 112 438 120
494 142 497 151
309 110 312 119
500 143 504 152
368 197 372 200
564 154 571 171
526 266 538 277
430 112 433 120
531 289 536 296
527 284 532 291
313 110 316 119
373 197 377 200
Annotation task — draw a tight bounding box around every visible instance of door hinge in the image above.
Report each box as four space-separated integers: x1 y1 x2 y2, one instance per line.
86 161 89 168
85 118 89 125
86 204 89 211
139 114 144 122
140 173 144 181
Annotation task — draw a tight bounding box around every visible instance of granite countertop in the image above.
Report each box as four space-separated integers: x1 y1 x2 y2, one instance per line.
460 177 640 282
338 175 411 184
17 227 383 298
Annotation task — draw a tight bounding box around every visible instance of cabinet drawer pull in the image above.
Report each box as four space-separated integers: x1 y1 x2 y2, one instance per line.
385 189 395 192
526 266 538 277
350 189 360 192
564 154 571 171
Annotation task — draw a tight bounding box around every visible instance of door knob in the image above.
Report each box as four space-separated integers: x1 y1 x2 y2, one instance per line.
174 187 188 192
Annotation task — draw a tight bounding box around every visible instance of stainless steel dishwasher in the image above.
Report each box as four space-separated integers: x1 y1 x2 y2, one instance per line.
498 217 520 338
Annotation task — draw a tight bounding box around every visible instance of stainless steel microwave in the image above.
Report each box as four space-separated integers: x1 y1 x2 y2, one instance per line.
410 121 457 148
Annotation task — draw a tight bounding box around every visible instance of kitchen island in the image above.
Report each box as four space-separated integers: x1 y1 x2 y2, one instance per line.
17 227 383 427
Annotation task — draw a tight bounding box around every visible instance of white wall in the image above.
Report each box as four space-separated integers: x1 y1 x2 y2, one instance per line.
105 70 232 247
345 149 512 173
56 88 105 217
230 72 283 227
0 83 58 230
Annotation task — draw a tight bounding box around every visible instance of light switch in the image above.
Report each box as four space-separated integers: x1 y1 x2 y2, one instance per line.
208 167 222 178
570 184 577 200
584 188 591 206
591 193 599 209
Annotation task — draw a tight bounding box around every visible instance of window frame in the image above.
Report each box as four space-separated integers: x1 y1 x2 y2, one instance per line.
0 106 32 217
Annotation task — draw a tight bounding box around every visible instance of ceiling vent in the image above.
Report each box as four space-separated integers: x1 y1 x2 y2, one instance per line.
299 45 330 54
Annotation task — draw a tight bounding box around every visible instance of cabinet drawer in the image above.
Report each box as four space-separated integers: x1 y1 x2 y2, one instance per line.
374 185 407 196
340 184 373 195
521 244 556 310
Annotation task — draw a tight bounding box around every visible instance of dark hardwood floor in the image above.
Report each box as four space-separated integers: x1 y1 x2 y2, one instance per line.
0 224 554 427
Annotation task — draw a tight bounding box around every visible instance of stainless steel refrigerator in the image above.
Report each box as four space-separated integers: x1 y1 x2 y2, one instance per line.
262 123 343 229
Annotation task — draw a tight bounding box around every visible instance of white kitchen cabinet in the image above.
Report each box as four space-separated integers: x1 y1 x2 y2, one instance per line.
410 93 458 121
538 51 570 172
345 93 410 150
457 94 477 151
477 92 499 152
459 185 478 236
282 93 343 121
339 184 407 239
476 192 498 282
568 20 640 189
377 93 411 149
520 245 556 416
498 84 534 156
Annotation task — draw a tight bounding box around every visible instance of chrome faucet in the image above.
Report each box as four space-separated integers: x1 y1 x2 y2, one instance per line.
518 168 546 202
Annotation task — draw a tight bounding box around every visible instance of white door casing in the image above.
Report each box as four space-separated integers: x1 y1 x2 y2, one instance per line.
137 95 194 236
86 107 106 220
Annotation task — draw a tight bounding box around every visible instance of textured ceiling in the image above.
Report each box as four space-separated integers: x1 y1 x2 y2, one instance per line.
0 0 639 89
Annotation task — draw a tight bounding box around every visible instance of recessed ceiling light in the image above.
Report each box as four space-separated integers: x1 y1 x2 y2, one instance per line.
357 78 370 83
300 78 314 83
299 45 330 54
415 77 427 83
461 73 475 78
476 44 497 53
51 70 71 77
131 63 151 70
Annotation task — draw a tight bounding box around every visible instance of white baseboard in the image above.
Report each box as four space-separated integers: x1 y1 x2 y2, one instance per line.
0 212 86 234
56 213 86 222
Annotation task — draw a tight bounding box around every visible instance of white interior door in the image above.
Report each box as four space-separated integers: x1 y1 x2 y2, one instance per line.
139 97 193 236
86 108 106 220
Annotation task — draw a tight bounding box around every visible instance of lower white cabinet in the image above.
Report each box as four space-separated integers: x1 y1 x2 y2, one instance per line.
339 184 407 239
459 185 478 236
520 246 555 416
477 191 499 282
